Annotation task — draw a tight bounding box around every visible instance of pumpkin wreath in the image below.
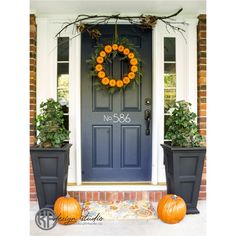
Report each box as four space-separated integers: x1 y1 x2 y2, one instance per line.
87 38 142 94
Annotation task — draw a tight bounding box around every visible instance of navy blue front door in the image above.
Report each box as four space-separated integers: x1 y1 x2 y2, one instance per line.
81 25 152 181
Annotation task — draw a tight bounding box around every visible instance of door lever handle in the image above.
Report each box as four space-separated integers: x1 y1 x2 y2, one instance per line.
144 109 151 135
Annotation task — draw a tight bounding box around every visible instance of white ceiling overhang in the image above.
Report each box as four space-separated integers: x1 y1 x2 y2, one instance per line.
31 0 206 17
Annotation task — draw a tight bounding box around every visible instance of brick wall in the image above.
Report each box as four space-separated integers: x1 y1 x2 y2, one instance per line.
30 14 37 201
197 14 207 200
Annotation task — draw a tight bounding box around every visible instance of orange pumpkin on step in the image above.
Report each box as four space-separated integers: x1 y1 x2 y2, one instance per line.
157 194 187 224
54 194 82 225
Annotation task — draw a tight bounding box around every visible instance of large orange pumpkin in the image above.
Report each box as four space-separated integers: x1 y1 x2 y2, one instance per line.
54 194 82 225
157 194 187 224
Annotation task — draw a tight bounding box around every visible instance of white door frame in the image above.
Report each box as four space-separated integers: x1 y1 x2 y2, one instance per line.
36 16 198 189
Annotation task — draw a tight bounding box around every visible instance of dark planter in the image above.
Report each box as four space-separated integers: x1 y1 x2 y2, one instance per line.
161 144 206 214
30 143 72 209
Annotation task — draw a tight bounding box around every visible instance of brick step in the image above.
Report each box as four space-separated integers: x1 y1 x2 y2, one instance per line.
67 191 167 203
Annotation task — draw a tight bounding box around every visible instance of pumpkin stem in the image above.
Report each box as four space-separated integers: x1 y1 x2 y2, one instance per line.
66 193 70 198
172 194 177 200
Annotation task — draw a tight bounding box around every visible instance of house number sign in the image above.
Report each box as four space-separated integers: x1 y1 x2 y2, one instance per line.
104 113 131 123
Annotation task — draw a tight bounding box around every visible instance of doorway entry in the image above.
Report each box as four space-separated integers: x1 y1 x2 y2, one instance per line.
81 25 152 181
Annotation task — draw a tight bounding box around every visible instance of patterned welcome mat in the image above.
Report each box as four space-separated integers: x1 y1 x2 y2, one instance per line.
81 200 157 220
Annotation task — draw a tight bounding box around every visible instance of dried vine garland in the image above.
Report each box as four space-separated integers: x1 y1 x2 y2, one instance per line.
55 8 186 39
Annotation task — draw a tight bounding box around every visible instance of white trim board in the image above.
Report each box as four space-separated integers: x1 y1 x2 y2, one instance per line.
67 185 166 192
36 16 198 188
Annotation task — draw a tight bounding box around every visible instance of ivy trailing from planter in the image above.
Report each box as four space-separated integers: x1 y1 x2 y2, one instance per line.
165 100 204 147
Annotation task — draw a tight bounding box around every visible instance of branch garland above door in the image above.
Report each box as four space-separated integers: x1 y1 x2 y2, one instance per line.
55 8 186 39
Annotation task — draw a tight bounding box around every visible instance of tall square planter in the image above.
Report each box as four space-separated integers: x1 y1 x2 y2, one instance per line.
161 144 206 214
30 143 72 209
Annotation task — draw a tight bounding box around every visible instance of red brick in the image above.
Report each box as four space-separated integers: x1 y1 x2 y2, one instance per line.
30 193 37 201
198 45 206 52
149 192 155 202
199 117 206 123
124 192 130 200
199 57 206 64
137 192 142 200
198 24 206 31
80 192 85 202
130 192 136 201
198 14 206 21
155 192 162 201
200 103 206 110
199 110 206 117
30 136 36 145
100 192 105 201
30 31 36 38
199 31 206 39
118 192 124 201
199 191 206 200
106 192 111 201
87 192 92 201
198 76 206 84
200 185 206 191
93 192 99 201
198 65 206 71
30 58 36 66
199 122 206 129
30 46 36 54
201 178 206 185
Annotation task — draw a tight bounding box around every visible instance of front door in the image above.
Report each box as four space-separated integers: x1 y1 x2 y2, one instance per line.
81 25 152 181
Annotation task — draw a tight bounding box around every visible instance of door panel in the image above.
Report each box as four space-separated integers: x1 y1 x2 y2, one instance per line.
92 125 113 167
81 25 152 181
121 125 141 167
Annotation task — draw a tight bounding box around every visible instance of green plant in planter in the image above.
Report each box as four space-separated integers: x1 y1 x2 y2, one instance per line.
35 98 70 148
165 100 204 147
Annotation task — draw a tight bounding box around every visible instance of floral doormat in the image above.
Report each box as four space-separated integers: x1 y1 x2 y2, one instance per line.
81 200 157 220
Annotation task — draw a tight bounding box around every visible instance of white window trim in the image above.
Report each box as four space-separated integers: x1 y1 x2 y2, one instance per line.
36 16 198 190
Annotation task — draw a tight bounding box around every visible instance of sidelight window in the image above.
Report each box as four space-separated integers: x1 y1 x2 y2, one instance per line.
164 37 176 140
57 37 69 131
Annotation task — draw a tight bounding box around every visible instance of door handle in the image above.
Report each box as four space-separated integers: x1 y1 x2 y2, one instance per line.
144 109 151 135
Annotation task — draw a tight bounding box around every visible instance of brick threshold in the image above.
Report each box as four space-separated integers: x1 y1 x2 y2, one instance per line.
70 191 167 202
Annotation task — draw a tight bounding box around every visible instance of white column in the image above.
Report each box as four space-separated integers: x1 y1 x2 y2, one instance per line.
36 18 57 113
152 24 165 184
186 18 198 114
68 35 81 184
73 35 82 185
